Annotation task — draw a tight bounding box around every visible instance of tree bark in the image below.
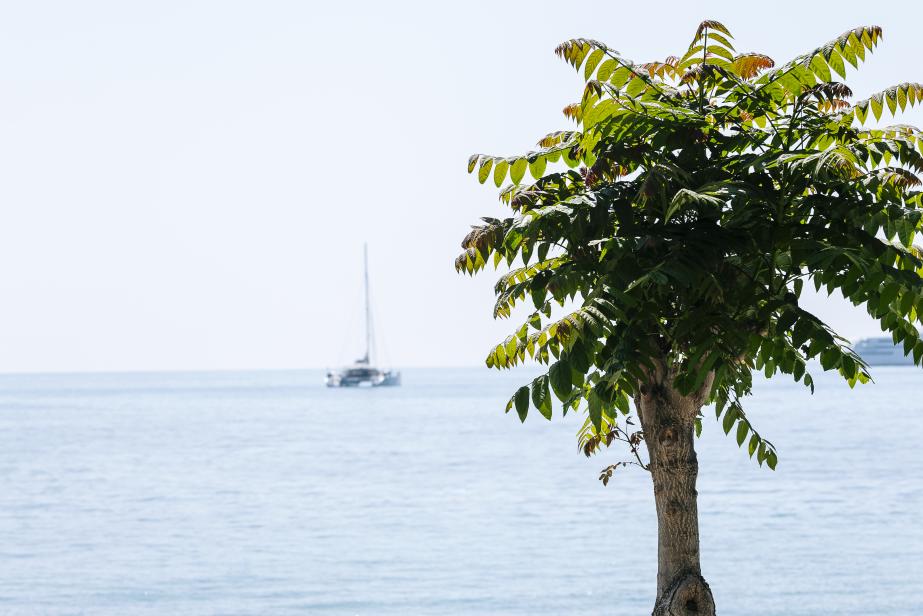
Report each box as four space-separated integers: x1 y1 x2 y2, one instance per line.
639 382 715 616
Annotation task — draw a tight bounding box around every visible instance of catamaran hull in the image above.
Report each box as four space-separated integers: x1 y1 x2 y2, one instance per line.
325 371 401 387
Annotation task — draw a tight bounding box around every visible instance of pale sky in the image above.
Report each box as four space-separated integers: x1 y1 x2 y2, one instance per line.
0 1 920 372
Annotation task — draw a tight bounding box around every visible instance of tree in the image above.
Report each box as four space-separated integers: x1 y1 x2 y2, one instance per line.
457 20 923 616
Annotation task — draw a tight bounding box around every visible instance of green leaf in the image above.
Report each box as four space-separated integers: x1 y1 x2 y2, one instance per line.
748 434 759 458
840 354 856 379
722 407 736 434
549 358 573 401
793 360 806 382
614 392 630 415
879 283 900 308
792 319 811 348
819 348 839 371
736 420 749 446
514 386 529 422
766 450 778 470
531 375 552 420
588 390 602 430
776 309 798 334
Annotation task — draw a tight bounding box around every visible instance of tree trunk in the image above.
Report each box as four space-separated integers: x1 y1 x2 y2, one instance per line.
639 383 715 616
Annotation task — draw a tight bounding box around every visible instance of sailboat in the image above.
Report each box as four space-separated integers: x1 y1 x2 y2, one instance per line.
325 245 401 387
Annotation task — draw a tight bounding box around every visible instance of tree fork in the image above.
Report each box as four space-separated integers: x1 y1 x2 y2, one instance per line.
641 384 715 616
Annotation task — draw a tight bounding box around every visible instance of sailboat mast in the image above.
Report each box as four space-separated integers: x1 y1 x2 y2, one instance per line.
364 243 371 363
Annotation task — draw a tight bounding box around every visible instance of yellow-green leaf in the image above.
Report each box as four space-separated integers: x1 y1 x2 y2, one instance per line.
610 66 633 88
597 58 618 81
529 156 547 180
584 48 605 81
826 48 846 79
809 55 831 83
493 160 509 188
705 32 735 50
510 158 527 184
477 158 493 184
871 96 883 121
625 76 646 98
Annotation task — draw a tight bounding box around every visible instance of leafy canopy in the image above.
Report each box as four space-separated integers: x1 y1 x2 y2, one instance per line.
457 21 923 470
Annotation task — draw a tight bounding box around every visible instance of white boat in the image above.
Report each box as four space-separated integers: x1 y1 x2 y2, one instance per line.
853 337 915 366
325 245 401 387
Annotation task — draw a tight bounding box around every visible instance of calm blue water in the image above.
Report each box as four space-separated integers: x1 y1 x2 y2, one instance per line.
0 367 921 615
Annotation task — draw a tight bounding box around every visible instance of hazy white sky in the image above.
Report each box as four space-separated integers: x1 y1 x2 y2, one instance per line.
0 1 920 372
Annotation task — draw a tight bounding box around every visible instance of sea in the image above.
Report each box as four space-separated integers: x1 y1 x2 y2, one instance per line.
0 367 920 615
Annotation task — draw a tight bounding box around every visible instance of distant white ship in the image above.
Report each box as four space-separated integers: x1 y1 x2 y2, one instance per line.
325 245 401 387
853 337 915 366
